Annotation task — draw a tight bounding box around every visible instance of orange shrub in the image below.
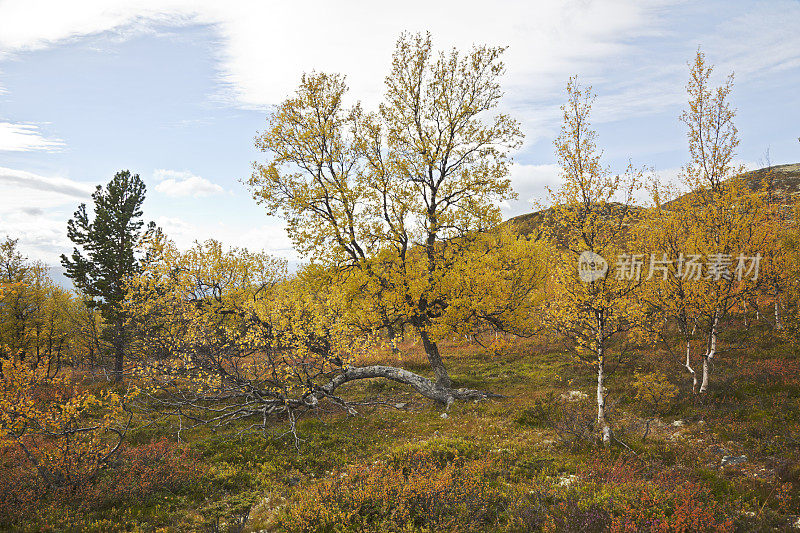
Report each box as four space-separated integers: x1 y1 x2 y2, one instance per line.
277 451 507 532
81 437 204 509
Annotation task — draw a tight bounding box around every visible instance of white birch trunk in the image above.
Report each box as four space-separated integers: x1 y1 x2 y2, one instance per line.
775 299 783 330
684 340 697 393
596 313 611 446
700 355 710 393
699 313 718 393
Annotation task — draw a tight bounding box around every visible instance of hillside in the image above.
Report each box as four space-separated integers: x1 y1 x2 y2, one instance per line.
739 163 800 201
502 163 800 239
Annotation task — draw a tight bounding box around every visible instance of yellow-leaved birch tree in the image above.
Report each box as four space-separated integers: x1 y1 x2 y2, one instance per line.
246 32 538 405
544 77 650 445
668 50 768 393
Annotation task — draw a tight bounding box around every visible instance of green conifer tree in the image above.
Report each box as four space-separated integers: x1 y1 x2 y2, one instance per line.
61 170 151 382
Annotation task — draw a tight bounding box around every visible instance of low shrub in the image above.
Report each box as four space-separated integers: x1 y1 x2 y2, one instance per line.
0 437 205 530
276 449 508 532
82 437 204 509
517 392 597 447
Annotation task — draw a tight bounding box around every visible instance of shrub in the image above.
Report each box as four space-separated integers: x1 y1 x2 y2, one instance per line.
388 436 479 469
517 392 597 447
275 449 509 532
82 437 204 509
0 437 204 530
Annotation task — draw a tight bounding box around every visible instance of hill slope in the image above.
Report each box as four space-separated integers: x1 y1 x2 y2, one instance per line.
502 163 800 238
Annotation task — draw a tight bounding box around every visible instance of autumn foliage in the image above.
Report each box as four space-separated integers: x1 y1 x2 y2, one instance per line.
0 36 799 531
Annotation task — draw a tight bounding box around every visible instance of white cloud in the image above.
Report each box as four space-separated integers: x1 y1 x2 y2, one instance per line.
0 1 194 58
0 122 63 151
705 1 800 79
0 1 667 124
155 215 199 248
0 211 70 264
231 223 298 261
505 163 561 214
156 214 298 260
0 166 94 198
0 167 97 264
1 2 798 142
153 168 223 197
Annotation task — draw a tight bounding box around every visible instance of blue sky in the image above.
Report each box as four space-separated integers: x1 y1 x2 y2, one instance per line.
1 0 799 276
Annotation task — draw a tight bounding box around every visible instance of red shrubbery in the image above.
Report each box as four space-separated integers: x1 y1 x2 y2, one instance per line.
81 437 203 509
262 439 739 533
740 358 800 386
0 437 204 529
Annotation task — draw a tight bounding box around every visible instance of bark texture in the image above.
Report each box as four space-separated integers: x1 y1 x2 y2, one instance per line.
322 365 494 407
699 314 718 393
417 328 452 389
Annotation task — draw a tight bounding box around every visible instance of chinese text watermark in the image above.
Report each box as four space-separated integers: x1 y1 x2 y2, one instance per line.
578 252 761 283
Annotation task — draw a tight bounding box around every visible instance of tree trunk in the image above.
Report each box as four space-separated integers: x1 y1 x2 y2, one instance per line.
700 354 710 393
699 315 717 393
114 342 124 383
113 323 125 383
596 313 611 446
597 355 611 446
321 365 492 406
387 325 400 356
775 299 783 330
684 340 697 393
417 327 452 390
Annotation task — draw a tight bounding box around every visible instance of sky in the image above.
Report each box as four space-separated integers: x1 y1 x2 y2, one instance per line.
1 0 799 282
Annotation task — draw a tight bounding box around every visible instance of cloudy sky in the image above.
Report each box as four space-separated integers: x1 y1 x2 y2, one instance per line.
1 0 799 277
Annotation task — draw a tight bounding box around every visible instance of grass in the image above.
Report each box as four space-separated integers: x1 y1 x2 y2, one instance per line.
2 326 799 531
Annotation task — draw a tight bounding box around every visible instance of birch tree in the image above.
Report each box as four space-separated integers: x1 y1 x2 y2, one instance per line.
670 50 769 393
753 160 796 330
247 33 532 405
544 77 649 445
638 197 703 391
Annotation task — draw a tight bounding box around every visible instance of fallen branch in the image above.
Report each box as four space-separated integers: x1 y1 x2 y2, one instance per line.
320 365 500 408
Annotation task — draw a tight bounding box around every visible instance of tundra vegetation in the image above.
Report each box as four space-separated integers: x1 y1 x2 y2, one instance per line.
1 36 799 531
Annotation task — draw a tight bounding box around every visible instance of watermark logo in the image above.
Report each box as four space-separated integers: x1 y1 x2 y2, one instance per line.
578 251 608 282
578 252 761 283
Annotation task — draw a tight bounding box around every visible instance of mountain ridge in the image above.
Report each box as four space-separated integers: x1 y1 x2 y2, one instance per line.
502 163 800 238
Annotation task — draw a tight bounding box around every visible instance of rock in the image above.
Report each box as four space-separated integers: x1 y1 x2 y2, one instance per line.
558 474 576 487
668 432 684 441
440 413 448 419
394 402 406 409
561 390 588 402
721 455 748 467
672 420 685 427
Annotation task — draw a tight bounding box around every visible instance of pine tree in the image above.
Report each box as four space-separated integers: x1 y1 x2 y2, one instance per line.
61 170 151 382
